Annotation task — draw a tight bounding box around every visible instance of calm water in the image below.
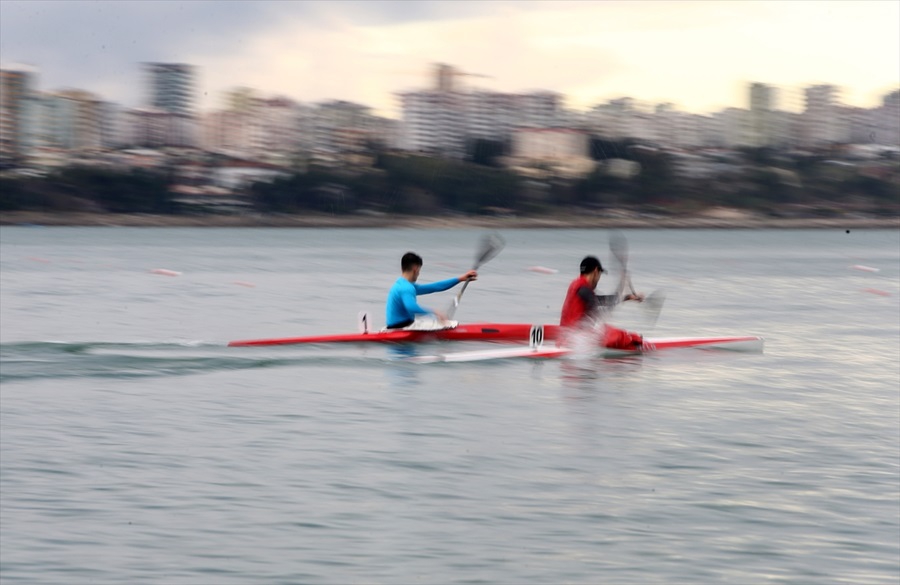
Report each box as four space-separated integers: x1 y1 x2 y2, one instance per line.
1 227 898 585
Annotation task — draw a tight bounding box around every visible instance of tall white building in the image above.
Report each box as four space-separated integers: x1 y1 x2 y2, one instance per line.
397 64 563 157
747 82 780 147
141 63 197 147
398 90 466 156
143 63 195 116
803 84 845 146
0 65 38 162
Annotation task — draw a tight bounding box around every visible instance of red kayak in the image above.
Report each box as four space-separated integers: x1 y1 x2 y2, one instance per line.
227 323 563 347
227 324 763 356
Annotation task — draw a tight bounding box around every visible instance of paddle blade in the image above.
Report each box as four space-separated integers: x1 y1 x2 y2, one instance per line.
609 230 629 268
640 289 666 329
473 232 505 269
447 232 505 319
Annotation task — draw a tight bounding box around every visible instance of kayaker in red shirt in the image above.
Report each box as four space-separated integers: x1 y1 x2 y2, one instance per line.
560 255 645 349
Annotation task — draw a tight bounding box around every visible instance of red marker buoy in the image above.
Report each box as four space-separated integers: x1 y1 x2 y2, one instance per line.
527 266 558 274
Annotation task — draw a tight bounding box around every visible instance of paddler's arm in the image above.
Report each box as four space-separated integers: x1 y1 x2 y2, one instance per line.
400 290 432 318
413 271 477 295
596 292 643 305
400 291 448 322
594 293 618 307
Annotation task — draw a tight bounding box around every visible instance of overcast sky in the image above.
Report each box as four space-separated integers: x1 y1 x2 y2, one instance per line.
2 0 898 118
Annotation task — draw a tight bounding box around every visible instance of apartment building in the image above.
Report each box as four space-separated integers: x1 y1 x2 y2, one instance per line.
201 96 301 161
586 98 671 145
126 107 197 148
803 84 845 146
747 82 779 148
1 66 37 163
42 89 105 150
585 82 883 151
140 63 197 147
200 95 398 165
143 63 195 116
5 59 897 168
397 64 564 156
873 90 900 146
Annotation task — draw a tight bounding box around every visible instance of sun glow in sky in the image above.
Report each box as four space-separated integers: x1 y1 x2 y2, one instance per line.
2 0 898 118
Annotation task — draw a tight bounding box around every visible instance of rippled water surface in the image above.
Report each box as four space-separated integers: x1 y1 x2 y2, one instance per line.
2 227 898 584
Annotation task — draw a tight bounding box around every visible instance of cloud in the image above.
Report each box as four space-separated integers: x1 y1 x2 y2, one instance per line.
195 4 632 116
2 0 897 117
1 1 282 101
0 0 526 107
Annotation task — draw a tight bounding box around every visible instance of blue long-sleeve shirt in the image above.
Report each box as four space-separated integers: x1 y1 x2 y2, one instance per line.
386 276 460 328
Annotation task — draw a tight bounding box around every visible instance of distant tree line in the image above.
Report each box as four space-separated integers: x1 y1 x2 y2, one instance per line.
250 152 521 215
0 167 178 214
1 141 897 217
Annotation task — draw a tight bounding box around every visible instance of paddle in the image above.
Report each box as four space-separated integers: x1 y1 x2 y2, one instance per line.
608 230 666 328
446 231 506 319
639 289 666 329
609 230 637 300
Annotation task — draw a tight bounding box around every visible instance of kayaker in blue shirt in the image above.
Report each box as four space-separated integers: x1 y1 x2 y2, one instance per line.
386 252 477 329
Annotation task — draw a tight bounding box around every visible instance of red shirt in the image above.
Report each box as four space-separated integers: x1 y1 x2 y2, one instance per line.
559 276 594 327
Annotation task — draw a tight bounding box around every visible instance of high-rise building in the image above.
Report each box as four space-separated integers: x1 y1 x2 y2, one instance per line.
42 89 104 150
748 82 779 147
397 64 562 157
201 95 307 161
0 65 38 163
143 63 195 115
803 84 845 146
139 63 197 147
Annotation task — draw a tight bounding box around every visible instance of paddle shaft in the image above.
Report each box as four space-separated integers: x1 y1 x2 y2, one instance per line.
609 231 665 328
609 231 637 301
447 233 505 319
448 260 481 317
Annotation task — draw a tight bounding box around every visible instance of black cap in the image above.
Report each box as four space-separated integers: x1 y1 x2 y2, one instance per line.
580 256 607 274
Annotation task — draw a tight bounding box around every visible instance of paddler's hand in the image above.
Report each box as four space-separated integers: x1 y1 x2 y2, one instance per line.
459 270 478 282
624 292 645 302
432 309 449 323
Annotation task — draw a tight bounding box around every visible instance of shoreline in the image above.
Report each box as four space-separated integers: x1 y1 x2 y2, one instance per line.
1 211 898 230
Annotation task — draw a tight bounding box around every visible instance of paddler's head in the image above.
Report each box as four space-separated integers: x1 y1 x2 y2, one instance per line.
579 256 607 289
401 251 424 282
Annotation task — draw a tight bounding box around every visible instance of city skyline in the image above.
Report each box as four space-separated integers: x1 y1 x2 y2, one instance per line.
2 1 898 119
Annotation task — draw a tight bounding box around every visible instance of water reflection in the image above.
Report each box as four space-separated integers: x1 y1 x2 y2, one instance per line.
386 344 419 360
383 344 421 387
558 354 645 392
